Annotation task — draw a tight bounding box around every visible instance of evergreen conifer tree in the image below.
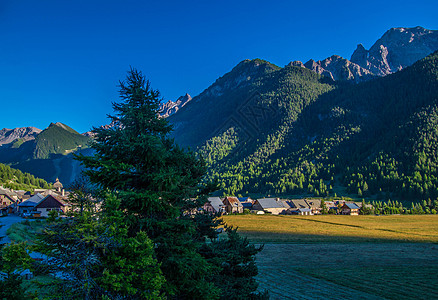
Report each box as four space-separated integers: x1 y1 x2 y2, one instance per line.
73 68 265 299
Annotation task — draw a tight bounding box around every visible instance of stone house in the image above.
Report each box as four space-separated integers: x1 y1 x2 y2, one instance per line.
305 199 322 215
34 194 69 217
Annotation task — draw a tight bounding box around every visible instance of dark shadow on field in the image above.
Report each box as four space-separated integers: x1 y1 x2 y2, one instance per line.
239 231 435 244
256 242 438 300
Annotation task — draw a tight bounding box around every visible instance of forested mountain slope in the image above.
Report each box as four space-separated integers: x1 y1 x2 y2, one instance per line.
170 51 438 202
0 122 91 186
0 162 51 191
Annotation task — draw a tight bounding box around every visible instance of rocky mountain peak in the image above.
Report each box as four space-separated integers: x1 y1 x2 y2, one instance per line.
351 26 438 76
0 127 42 146
159 93 192 118
350 44 368 68
287 61 305 68
297 55 373 82
289 27 438 83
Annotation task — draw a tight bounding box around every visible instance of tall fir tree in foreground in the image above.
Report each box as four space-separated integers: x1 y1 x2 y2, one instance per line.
48 68 266 299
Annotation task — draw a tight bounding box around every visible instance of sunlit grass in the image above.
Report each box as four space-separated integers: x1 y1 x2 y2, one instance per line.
221 214 438 243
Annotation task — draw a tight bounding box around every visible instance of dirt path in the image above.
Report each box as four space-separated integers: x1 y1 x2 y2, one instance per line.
255 243 438 299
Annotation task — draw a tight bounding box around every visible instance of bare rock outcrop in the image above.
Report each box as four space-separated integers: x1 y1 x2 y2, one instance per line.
351 26 438 76
289 26 438 83
291 56 374 83
0 127 41 146
159 93 192 118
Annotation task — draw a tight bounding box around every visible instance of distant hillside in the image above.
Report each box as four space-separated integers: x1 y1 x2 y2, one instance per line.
32 122 90 159
169 58 282 147
169 50 438 202
0 122 92 186
0 162 51 191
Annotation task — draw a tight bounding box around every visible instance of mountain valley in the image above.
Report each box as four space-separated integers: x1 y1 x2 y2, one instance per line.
2 26 438 202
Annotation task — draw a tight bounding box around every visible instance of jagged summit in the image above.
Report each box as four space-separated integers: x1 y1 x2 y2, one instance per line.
160 93 192 118
0 127 41 146
289 26 438 82
291 55 374 83
351 26 438 76
350 44 368 68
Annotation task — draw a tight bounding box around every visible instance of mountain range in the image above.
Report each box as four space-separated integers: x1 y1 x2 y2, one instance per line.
2 26 438 201
168 26 438 201
0 122 92 185
289 26 438 82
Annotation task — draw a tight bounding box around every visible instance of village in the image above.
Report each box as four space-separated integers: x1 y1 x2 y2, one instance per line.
203 196 363 216
0 178 70 218
0 178 365 219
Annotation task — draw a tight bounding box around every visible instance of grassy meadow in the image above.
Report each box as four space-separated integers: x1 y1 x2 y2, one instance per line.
221 214 438 299
221 214 438 243
7 215 438 298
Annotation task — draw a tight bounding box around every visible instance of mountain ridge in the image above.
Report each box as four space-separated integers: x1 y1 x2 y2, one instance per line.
0 122 92 186
0 127 41 147
287 26 438 82
170 48 438 200
2 26 438 198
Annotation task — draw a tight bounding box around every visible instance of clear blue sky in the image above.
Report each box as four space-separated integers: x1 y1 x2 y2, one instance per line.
1 0 437 133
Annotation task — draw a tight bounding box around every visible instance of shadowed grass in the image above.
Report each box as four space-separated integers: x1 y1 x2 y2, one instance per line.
7 220 47 243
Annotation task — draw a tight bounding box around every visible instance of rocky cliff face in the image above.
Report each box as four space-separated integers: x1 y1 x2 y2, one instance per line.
0 127 41 146
290 26 438 82
351 26 438 76
82 120 122 138
159 93 192 118
293 55 375 82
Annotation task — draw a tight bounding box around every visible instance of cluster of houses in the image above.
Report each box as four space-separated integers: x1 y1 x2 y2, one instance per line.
0 178 70 218
1 178 364 219
203 196 362 215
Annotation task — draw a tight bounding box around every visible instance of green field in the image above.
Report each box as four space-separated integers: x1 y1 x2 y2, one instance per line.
222 215 438 299
221 214 438 243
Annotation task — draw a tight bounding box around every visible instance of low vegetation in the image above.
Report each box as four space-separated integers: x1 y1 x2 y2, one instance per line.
6 219 47 243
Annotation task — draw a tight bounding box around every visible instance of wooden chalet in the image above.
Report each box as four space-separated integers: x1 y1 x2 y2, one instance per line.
341 203 360 215
223 197 243 214
34 194 69 217
203 197 226 214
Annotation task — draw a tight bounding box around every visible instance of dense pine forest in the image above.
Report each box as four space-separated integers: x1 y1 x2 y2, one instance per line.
172 51 438 203
0 163 51 191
